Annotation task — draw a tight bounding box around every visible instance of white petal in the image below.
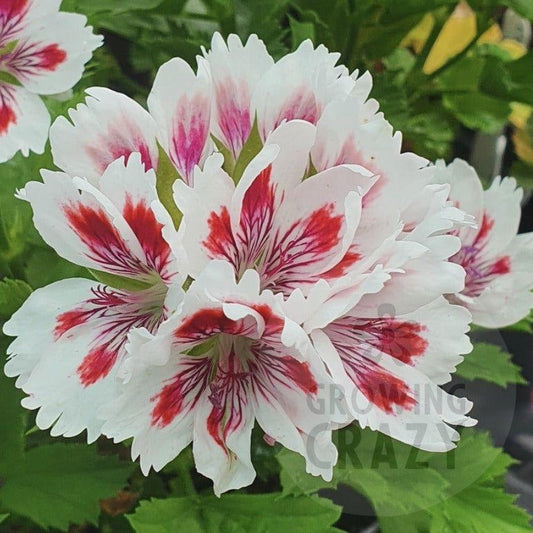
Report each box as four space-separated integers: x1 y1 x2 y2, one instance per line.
0 83 49 162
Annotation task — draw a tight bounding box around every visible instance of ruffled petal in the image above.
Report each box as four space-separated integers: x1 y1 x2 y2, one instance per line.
4 278 167 442
21 155 177 282
2 10 101 95
204 32 274 158
50 88 159 185
148 57 211 184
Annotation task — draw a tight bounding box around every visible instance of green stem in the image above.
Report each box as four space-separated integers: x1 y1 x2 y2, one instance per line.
176 460 197 496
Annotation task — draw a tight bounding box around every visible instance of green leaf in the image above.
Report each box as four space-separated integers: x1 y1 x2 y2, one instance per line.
279 425 450 515
443 93 510 133
456 342 526 387
232 119 263 183
0 443 133 530
0 372 25 466
0 514 8 524
61 0 166 15
128 493 342 533
23 248 91 289
480 53 533 107
89 269 155 291
279 426 520 526
289 15 316 49
430 485 532 533
0 279 32 320
499 0 533 21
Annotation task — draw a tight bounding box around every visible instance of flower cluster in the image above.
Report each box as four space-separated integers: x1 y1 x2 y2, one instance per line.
0 0 102 162
4 32 533 495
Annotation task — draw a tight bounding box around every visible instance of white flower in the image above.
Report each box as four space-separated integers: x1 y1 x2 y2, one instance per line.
4 154 181 441
0 0 102 162
4 33 480 494
434 158 533 327
102 260 338 495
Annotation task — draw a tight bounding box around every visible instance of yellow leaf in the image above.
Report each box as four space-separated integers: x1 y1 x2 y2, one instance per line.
509 103 532 130
423 1 477 74
498 39 527 59
478 24 502 45
400 13 435 53
513 129 533 165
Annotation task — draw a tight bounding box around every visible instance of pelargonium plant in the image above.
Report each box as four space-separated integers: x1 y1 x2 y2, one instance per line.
3 32 533 499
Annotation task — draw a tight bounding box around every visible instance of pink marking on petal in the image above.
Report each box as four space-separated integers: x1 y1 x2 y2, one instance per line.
358 361 416 414
452 212 511 298
263 433 276 446
110 143 153 172
474 212 494 246
171 93 210 184
272 85 318 132
77 344 118 386
34 43 66 71
215 78 251 157
122 195 172 280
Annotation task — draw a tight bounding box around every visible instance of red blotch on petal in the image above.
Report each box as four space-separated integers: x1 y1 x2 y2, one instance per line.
281 356 318 395
203 206 238 264
54 308 89 340
35 44 66 72
122 195 171 278
252 303 284 337
151 378 186 428
358 364 415 414
175 308 244 342
489 255 511 275
322 248 361 280
369 319 428 365
63 203 144 276
474 212 494 245
0 0 27 16
77 344 118 387
0 101 16 135
151 358 211 428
